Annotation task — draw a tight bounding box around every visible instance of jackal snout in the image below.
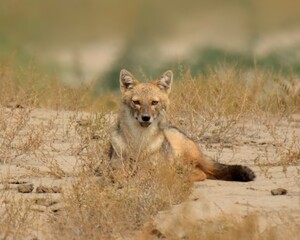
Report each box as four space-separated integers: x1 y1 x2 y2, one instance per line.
141 115 151 122
132 98 157 127
140 114 151 127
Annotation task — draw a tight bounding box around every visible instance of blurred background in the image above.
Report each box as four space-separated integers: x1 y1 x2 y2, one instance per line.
1 0 300 92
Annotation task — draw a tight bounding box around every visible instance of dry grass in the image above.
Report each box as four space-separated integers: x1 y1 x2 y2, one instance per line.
0 61 118 111
170 67 300 164
170 66 299 137
0 192 37 239
0 63 299 239
50 160 192 239
170 67 252 140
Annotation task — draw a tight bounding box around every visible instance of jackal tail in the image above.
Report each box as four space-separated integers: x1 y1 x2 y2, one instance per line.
201 158 256 182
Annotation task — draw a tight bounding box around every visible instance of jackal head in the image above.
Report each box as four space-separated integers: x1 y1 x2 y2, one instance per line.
119 69 173 128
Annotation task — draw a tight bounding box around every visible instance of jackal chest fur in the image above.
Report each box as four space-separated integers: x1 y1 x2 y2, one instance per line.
110 105 166 160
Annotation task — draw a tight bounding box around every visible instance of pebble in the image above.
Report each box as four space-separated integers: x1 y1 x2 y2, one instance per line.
36 185 62 193
17 184 34 193
271 188 287 196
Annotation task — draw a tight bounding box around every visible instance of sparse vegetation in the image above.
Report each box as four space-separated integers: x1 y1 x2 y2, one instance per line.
0 63 299 239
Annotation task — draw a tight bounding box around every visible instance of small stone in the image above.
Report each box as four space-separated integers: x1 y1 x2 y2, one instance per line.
36 186 51 193
18 184 34 193
271 188 287 196
151 229 166 239
36 185 62 193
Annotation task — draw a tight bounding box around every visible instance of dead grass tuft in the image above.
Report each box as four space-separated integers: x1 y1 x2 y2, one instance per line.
50 159 193 239
0 192 37 239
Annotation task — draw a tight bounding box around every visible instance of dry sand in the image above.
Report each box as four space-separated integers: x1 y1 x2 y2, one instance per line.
0 108 299 239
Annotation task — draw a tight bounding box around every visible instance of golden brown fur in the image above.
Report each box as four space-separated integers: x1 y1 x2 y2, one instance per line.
110 69 255 182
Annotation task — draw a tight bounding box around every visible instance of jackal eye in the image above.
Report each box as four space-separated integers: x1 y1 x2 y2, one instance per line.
132 100 140 105
151 100 158 106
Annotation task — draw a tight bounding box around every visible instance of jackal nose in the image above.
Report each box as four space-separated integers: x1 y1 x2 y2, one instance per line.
141 115 151 122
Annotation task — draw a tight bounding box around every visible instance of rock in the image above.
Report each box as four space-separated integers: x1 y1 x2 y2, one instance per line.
271 188 287 196
36 186 50 193
17 184 34 193
36 185 62 193
151 229 166 239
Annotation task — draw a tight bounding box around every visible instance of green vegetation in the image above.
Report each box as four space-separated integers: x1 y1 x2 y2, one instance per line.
1 0 300 90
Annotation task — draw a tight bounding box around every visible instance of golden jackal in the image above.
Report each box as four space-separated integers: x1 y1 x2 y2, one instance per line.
110 69 255 182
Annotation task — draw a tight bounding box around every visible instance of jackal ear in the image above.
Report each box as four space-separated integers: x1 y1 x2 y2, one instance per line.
119 69 139 92
155 70 173 94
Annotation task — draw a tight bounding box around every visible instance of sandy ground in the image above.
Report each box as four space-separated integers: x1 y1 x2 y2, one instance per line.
0 108 299 239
